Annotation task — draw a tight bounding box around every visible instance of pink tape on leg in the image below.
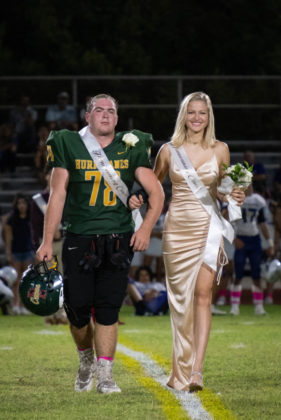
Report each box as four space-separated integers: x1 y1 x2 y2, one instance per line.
253 292 263 303
231 291 242 298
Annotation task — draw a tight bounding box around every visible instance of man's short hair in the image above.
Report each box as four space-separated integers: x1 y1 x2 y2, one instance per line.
86 94 118 113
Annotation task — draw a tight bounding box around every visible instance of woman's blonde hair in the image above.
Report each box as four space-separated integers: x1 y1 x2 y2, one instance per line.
171 92 216 148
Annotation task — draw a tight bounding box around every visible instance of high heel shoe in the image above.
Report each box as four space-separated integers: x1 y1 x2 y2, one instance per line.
189 371 203 392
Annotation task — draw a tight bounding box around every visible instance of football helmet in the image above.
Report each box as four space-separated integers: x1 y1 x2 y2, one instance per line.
0 266 18 286
265 259 281 284
19 259 63 316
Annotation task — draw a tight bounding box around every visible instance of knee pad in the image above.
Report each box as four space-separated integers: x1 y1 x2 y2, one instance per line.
64 303 91 329
95 306 119 325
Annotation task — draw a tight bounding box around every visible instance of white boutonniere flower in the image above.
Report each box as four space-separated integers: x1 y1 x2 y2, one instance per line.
122 133 139 150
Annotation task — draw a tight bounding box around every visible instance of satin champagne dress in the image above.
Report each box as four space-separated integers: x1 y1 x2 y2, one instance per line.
162 151 219 391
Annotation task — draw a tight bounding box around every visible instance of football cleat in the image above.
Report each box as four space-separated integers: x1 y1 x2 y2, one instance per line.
96 359 121 394
75 348 96 392
216 295 226 306
230 304 240 316
211 304 227 315
254 304 266 316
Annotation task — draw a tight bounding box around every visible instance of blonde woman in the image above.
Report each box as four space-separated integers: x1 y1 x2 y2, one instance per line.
130 92 244 391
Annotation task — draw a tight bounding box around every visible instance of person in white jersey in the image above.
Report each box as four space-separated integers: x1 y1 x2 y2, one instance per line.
230 184 274 315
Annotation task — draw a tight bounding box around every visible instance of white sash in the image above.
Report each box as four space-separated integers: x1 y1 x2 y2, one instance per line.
32 193 48 214
79 126 143 231
168 143 234 273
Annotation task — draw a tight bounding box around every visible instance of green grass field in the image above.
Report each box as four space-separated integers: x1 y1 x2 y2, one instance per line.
1 304 280 420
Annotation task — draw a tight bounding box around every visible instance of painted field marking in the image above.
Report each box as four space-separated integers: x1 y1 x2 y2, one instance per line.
230 343 246 349
35 329 65 335
117 343 212 420
117 351 188 420
117 341 237 420
0 346 13 350
212 329 227 334
123 329 145 333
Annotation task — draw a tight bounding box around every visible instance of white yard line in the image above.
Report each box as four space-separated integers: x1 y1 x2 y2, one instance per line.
230 343 246 349
117 343 212 420
35 329 65 335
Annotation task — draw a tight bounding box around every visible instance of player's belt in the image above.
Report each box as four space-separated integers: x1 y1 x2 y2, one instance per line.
168 143 234 279
79 126 143 231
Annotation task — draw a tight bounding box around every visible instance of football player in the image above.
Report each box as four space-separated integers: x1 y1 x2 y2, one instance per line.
230 184 274 315
37 94 164 394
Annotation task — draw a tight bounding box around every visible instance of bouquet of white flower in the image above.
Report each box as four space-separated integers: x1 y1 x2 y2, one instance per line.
218 162 253 222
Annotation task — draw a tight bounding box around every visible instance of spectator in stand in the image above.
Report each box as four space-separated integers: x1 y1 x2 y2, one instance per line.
1 213 10 247
0 123 17 174
5 193 34 315
79 95 91 127
10 95 38 153
127 265 169 316
34 125 50 186
272 167 281 199
45 91 78 131
10 94 38 135
230 184 274 316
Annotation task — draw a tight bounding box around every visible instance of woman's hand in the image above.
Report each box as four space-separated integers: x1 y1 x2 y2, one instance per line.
230 188 245 206
128 194 143 210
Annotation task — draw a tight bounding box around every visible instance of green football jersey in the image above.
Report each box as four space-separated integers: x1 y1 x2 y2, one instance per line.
46 128 153 234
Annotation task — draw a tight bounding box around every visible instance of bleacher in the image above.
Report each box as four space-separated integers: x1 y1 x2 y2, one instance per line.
0 154 41 215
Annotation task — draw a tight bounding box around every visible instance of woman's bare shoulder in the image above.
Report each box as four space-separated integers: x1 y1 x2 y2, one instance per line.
157 142 171 160
213 140 230 166
154 142 171 179
214 139 229 152
160 142 171 152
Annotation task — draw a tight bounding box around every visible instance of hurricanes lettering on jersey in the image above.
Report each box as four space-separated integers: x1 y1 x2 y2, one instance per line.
75 159 128 170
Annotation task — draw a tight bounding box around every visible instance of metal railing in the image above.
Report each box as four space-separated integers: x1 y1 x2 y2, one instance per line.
1 75 281 141
1 74 281 108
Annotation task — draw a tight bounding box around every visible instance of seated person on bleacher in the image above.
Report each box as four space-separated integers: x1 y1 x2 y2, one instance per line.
127 265 169 316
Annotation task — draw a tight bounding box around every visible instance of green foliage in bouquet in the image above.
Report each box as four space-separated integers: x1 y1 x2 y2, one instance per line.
222 161 253 185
